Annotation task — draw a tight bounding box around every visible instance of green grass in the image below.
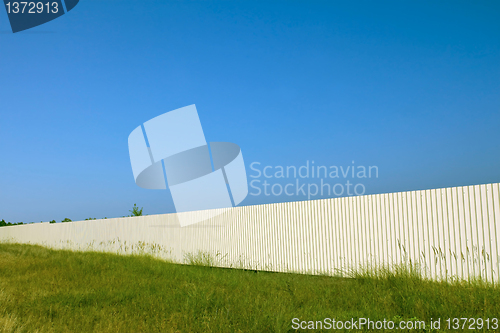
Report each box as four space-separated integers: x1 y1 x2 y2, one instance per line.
0 243 498 332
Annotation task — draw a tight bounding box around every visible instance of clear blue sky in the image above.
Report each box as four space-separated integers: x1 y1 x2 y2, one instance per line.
1 0 499 223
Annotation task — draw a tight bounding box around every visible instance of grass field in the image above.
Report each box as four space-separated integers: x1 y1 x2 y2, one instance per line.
0 243 499 332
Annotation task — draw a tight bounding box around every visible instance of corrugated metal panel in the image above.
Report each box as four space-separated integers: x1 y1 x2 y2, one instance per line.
1 183 499 282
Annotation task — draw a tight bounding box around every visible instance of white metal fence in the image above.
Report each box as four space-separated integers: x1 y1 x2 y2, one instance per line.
1 182 499 283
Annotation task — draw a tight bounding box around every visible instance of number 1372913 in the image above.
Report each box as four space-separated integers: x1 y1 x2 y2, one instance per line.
5 2 59 14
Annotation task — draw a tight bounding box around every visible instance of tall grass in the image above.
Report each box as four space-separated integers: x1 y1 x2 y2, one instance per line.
0 243 498 332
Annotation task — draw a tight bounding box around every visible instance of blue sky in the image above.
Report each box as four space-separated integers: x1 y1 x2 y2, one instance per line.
1 0 499 223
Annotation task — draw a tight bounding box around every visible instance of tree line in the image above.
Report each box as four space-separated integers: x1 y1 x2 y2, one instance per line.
0 204 143 227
